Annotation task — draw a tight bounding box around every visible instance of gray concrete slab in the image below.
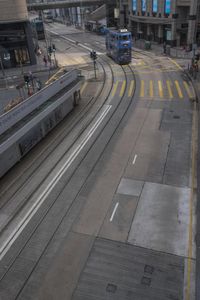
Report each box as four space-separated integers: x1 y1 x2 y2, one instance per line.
128 182 194 258
99 194 139 242
117 178 144 197
72 238 184 300
36 232 94 300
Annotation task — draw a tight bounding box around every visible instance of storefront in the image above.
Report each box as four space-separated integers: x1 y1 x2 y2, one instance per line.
0 21 36 69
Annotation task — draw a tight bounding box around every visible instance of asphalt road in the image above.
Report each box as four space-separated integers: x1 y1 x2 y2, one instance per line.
0 23 197 300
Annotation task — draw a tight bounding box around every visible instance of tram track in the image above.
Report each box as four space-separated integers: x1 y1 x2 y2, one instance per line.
0 46 136 289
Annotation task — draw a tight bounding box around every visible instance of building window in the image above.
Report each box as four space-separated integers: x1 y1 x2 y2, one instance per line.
141 0 146 12
165 0 171 14
152 0 158 13
132 0 137 12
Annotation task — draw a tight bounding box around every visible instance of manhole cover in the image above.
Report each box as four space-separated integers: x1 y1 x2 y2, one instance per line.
141 276 151 286
144 264 154 274
106 283 117 293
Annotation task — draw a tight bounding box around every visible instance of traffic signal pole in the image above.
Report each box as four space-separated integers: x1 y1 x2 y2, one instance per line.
90 50 97 79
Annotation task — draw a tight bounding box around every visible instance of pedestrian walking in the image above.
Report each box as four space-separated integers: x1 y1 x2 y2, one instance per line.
43 55 47 66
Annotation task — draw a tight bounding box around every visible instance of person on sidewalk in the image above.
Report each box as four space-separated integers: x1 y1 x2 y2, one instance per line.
43 55 47 67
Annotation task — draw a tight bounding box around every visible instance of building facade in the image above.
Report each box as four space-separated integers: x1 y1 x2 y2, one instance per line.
0 0 36 69
127 0 199 47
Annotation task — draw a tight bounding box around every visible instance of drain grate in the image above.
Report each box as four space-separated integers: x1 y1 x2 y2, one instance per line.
173 115 180 119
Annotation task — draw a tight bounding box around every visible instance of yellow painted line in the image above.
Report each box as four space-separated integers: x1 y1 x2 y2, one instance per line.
45 67 64 85
168 57 183 71
80 82 88 95
183 81 193 99
140 80 144 97
158 80 163 98
175 80 183 99
128 80 135 97
166 80 173 99
112 81 119 97
186 101 197 300
120 81 126 97
149 80 153 98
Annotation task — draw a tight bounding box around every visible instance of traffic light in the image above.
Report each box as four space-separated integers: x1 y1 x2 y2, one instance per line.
90 50 97 60
24 75 29 84
52 44 56 51
48 46 52 54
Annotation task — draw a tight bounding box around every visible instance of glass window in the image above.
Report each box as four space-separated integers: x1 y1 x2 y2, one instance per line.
119 35 129 41
152 0 158 13
141 0 146 12
132 0 137 11
165 0 171 14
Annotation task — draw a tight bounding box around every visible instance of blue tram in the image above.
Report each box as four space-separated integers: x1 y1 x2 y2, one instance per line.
105 28 132 64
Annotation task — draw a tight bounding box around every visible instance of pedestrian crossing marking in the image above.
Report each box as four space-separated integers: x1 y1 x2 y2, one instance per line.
158 81 163 98
166 80 173 99
140 80 145 97
128 80 135 97
112 81 119 97
149 80 153 98
175 80 183 99
183 81 193 99
120 81 126 97
109 79 195 100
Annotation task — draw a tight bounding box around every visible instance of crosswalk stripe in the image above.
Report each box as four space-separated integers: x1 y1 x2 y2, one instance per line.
166 80 173 99
140 80 144 97
183 81 193 99
128 80 135 97
120 81 126 97
112 81 119 97
149 80 153 98
158 80 163 98
175 80 183 99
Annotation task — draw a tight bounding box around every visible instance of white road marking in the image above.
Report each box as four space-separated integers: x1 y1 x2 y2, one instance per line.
110 203 119 222
0 105 112 260
132 154 137 165
48 29 102 54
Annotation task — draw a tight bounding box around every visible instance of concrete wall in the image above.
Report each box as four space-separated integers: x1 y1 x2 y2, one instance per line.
0 0 28 22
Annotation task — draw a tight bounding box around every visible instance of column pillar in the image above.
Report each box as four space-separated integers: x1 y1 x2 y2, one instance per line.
187 0 198 48
158 25 163 44
171 20 177 46
147 24 151 41
24 22 36 65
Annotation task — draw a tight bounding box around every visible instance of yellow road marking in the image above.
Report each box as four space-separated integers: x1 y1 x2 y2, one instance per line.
158 80 163 98
120 81 126 97
183 81 193 99
149 80 153 98
45 67 64 85
175 80 183 99
186 101 197 300
168 57 183 71
112 81 119 97
140 80 144 97
80 82 88 95
128 80 135 97
166 80 173 99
